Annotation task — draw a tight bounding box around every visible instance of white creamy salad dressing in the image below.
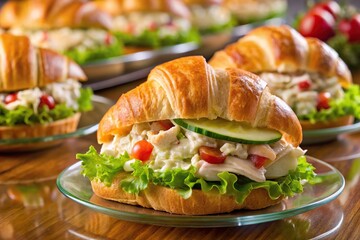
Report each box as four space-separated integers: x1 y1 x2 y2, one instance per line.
9 28 111 53
227 0 286 20
112 12 191 37
259 72 344 116
0 79 81 112
189 5 231 30
101 122 305 182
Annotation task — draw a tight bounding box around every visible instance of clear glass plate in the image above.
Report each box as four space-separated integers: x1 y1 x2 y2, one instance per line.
0 95 113 151
302 121 360 145
57 156 345 228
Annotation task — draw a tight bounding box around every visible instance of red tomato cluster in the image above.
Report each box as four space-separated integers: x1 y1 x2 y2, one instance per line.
298 1 360 43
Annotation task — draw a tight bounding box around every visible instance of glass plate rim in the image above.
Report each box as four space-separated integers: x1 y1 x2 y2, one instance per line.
303 120 360 138
81 42 199 67
57 156 345 227
0 95 113 145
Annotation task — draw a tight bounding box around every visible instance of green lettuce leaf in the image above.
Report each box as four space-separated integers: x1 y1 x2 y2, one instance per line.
0 88 93 126
64 38 123 65
79 147 316 204
77 146 130 186
200 18 235 35
298 84 360 123
115 28 200 48
77 87 93 112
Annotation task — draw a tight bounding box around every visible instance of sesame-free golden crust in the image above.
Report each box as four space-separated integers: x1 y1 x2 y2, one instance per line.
0 0 112 29
91 172 283 215
209 25 352 87
97 56 302 146
0 112 81 139
0 34 86 92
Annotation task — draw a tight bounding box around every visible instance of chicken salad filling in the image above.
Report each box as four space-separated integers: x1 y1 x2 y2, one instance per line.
101 120 305 182
188 5 233 32
79 119 315 204
0 79 92 126
112 12 199 47
259 72 344 116
8 28 122 64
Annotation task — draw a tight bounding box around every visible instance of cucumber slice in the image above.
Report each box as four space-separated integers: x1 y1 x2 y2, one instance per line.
172 118 282 144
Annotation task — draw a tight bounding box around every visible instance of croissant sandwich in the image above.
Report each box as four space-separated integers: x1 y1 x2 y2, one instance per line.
222 0 287 24
209 25 360 130
0 34 93 141
0 0 122 64
77 56 315 215
95 0 199 49
183 0 233 34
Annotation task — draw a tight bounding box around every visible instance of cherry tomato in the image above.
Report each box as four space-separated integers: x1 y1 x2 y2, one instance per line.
104 33 112 45
348 14 360 43
299 8 335 42
199 146 226 164
339 19 351 36
317 92 331 111
39 94 55 110
4 93 18 104
148 22 157 31
131 140 154 162
249 154 268 169
158 120 174 131
298 80 311 91
312 1 340 19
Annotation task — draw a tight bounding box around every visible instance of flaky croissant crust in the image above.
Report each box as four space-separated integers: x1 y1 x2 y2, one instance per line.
98 56 302 146
0 33 86 92
209 25 352 87
0 0 112 29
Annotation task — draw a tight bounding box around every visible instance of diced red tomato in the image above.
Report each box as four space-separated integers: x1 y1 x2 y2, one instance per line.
317 92 331 111
158 120 174 131
126 24 134 33
131 140 154 162
39 94 56 110
104 32 112 45
299 8 335 42
149 22 157 31
249 154 268 169
298 80 311 91
4 93 18 104
199 146 226 164
312 1 340 19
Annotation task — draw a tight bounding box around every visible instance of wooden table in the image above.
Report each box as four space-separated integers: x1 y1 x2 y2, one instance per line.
1 79 360 240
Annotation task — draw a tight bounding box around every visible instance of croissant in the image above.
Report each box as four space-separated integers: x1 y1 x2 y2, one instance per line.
98 55 301 146
82 56 312 215
209 25 351 86
0 0 112 30
0 34 89 151
0 34 86 92
209 25 354 130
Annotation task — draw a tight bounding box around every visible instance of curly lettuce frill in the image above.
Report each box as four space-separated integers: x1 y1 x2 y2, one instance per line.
78 146 316 204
